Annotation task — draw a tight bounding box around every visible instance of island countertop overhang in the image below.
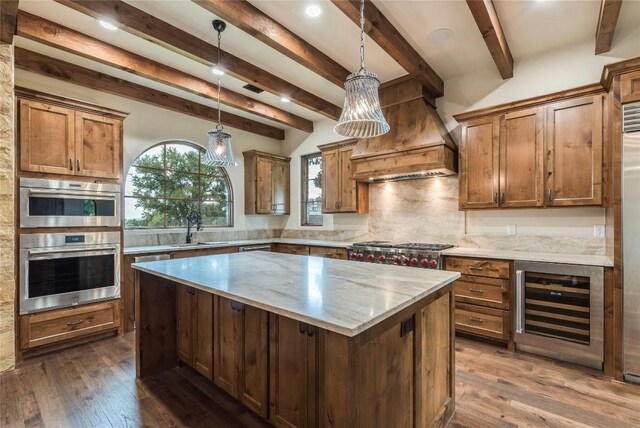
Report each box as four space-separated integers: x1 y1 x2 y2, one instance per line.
132 252 460 337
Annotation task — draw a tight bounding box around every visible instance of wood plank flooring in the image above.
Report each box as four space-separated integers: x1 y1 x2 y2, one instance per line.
1 334 638 427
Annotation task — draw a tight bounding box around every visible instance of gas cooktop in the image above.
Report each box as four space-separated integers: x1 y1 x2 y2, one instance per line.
347 241 455 269
350 241 454 251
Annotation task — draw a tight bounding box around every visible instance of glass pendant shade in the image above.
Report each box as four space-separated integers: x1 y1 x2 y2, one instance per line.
202 126 235 167
334 69 390 138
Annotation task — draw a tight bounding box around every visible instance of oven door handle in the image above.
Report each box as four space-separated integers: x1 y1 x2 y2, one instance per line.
515 269 525 334
28 246 117 256
28 189 118 201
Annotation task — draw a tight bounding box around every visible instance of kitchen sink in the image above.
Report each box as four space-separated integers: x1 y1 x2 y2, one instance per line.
171 242 228 248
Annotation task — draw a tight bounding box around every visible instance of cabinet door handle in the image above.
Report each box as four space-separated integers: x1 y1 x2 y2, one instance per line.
500 192 505 204
307 328 315 337
187 288 195 295
67 319 85 327
493 192 498 204
469 288 484 294
230 301 243 312
334 201 338 209
76 159 81 171
469 317 485 323
299 322 307 334
69 158 73 170
547 189 553 203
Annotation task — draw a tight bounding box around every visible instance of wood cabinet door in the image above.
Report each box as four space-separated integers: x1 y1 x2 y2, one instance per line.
240 305 269 418
256 157 274 214
177 285 196 365
272 160 290 215
269 315 316 428
321 148 340 213
75 112 121 179
213 296 242 397
338 147 356 212
546 95 603 206
19 100 75 175
499 107 544 208
460 116 500 209
194 290 213 380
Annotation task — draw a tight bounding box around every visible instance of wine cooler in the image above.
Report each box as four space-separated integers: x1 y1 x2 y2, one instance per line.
514 261 604 369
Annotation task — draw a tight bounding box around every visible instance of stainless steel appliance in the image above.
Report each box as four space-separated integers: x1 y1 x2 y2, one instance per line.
239 244 272 252
19 232 121 314
347 241 454 269
623 102 640 383
20 177 121 228
514 261 604 369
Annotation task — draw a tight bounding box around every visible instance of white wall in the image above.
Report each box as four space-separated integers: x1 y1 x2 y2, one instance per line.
15 69 288 233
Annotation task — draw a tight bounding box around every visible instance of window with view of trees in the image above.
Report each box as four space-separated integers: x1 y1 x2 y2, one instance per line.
302 153 322 226
125 142 233 229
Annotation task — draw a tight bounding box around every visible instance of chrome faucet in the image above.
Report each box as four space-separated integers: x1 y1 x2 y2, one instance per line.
186 211 203 244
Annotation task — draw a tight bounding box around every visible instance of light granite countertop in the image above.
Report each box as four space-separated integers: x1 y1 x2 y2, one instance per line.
132 252 460 337
123 238 353 255
442 247 614 267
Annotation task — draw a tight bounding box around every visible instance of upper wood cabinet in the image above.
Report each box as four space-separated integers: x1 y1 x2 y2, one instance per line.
319 141 368 214
459 116 500 209
457 91 605 210
499 107 545 208
243 150 291 215
546 95 603 206
621 70 640 104
17 92 126 181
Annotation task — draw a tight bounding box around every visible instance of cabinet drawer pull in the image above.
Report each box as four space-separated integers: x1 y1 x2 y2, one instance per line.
469 288 484 294
468 316 485 323
67 319 85 327
468 266 484 271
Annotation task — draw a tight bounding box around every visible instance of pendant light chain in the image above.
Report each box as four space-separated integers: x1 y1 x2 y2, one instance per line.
216 29 223 131
359 0 365 72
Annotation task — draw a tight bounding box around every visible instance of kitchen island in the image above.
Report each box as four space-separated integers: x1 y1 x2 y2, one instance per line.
133 252 460 427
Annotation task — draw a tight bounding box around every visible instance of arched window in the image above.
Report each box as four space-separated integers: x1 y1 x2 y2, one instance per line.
124 141 233 228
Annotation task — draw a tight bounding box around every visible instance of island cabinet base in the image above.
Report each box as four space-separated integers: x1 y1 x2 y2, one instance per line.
135 271 455 428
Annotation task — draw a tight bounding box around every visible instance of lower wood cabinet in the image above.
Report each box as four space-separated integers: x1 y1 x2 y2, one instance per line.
309 246 348 260
269 315 317 428
20 300 120 352
177 285 213 380
273 244 310 255
446 256 513 346
214 297 269 418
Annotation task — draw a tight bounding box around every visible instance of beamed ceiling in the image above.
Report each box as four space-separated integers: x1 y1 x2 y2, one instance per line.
10 0 640 139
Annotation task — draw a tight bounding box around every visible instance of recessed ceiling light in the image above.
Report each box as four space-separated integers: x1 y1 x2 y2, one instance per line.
98 20 118 31
426 28 454 45
211 67 225 76
280 97 290 103
305 4 322 18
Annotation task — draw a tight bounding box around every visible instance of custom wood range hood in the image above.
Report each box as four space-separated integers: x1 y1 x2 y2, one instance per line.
350 76 458 182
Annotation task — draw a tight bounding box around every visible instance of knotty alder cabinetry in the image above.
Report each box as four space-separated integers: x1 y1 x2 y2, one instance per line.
319 141 368 214
457 91 606 209
244 150 291 215
136 271 456 427
445 256 513 347
17 90 125 180
273 243 348 260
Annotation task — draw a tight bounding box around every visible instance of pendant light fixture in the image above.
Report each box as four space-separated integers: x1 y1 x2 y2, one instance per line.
334 0 390 138
203 20 236 167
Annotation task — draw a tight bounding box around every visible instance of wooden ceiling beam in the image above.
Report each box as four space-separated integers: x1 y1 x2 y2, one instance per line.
330 0 444 98
192 0 351 88
466 0 514 79
14 47 285 140
16 11 313 132
595 0 623 54
54 0 341 120
0 0 19 44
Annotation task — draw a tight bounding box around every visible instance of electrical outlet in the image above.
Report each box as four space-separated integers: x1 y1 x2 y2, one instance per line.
594 225 605 237
507 224 517 236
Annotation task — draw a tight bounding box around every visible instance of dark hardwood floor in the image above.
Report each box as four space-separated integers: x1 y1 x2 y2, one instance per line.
1 333 638 427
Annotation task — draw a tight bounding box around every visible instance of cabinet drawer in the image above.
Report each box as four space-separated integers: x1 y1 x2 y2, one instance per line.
455 303 508 341
455 275 510 309
445 257 510 279
309 246 348 260
20 301 120 350
274 244 310 255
